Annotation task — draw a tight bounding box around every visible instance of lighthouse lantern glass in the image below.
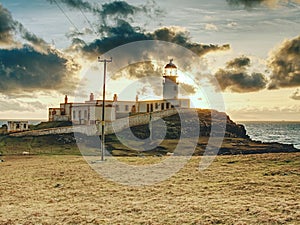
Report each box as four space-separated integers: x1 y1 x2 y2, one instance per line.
165 67 177 76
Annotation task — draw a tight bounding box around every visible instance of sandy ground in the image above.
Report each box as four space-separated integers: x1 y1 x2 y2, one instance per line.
0 153 299 224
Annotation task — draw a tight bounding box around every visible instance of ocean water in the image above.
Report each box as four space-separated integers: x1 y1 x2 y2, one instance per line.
240 121 300 149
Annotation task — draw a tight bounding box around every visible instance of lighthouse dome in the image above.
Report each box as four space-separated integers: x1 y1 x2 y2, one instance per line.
164 59 177 69
164 59 178 77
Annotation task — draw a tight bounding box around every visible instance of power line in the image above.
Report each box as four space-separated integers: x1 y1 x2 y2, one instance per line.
78 7 98 35
52 0 81 34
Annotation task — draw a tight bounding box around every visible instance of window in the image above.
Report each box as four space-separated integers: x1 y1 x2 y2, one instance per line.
167 103 170 109
125 105 129 111
161 103 165 110
84 110 87 119
155 103 159 109
73 111 76 120
116 105 119 111
79 110 81 119
24 124 27 129
16 123 20 129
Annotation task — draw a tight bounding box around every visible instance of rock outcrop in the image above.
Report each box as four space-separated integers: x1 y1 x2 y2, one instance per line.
106 109 299 156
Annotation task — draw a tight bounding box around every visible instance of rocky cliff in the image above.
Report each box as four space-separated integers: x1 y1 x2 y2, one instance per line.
106 109 298 156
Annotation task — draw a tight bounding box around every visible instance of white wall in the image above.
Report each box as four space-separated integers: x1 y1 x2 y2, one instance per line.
72 105 116 125
7 121 29 133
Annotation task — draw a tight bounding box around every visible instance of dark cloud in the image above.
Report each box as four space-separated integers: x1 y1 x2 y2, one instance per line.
48 0 162 23
46 0 95 11
268 36 300 89
0 45 81 95
17 24 49 52
226 0 300 9
101 1 138 19
50 0 229 60
215 71 267 92
290 89 300 100
226 56 251 69
214 56 267 92
226 0 269 8
0 4 49 51
0 4 18 45
71 23 230 60
0 4 80 95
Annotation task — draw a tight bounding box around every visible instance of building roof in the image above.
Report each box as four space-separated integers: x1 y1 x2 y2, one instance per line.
164 59 177 69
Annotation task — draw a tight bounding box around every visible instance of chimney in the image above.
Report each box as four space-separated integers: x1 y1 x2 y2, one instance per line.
90 93 94 101
64 95 68 104
113 94 118 102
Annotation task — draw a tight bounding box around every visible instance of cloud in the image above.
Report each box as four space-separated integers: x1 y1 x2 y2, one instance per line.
0 3 49 52
100 1 140 19
0 96 47 112
214 56 267 92
0 4 81 96
226 22 238 28
226 56 251 69
0 4 17 45
47 0 230 97
179 83 196 95
54 0 229 60
0 45 81 95
113 61 161 80
215 71 267 92
205 23 218 31
268 36 300 89
226 0 300 9
46 0 95 12
71 23 230 60
290 89 300 100
48 0 163 24
228 105 300 121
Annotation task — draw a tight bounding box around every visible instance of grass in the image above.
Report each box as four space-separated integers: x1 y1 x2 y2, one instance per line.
29 121 72 130
0 153 299 224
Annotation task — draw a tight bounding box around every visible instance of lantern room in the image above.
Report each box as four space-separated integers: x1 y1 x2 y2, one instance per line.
163 59 179 100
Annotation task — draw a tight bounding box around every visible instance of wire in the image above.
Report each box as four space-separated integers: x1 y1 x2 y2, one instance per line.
78 7 98 35
52 0 81 34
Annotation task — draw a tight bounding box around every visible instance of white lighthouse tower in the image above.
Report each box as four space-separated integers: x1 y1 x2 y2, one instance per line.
163 59 179 100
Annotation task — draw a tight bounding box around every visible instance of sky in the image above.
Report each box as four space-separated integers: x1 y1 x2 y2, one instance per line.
0 0 299 121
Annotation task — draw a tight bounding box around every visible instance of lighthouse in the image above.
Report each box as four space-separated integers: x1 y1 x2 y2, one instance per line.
163 59 179 100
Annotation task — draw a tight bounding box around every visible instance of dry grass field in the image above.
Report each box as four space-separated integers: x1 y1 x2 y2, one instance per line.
0 153 299 224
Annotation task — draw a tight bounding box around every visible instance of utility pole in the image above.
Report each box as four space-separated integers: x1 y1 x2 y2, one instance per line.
98 57 112 161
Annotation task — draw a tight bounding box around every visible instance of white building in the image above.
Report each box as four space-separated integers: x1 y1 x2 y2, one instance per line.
48 60 190 125
7 121 29 133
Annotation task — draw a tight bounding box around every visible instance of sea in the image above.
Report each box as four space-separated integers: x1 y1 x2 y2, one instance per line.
240 121 300 150
0 120 299 149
